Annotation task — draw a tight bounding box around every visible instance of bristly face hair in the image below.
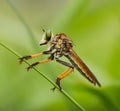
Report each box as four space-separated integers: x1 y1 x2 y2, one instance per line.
19 29 101 91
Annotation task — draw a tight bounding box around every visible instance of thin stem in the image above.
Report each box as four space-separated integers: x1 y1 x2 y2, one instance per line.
6 0 37 47
0 42 86 111
61 90 85 111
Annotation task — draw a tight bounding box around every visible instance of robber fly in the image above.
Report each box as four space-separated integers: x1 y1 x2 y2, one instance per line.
19 29 101 91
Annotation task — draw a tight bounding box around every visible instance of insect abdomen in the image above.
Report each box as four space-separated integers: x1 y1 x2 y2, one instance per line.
66 49 101 87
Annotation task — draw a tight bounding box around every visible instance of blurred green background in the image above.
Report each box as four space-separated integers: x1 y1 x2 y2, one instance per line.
0 0 120 111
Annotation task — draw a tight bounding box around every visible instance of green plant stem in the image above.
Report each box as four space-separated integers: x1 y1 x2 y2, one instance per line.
0 42 86 111
6 0 37 47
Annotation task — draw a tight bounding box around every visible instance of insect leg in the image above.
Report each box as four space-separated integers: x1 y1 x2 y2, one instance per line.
27 53 54 71
52 67 73 91
56 59 74 68
52 59 74 91
19 50 51 64
27 59 51 71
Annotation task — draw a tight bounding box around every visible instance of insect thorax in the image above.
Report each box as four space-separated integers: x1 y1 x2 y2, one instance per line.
49 33 73 58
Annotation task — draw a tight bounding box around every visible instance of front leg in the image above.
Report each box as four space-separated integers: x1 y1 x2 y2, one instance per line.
19 53 42 64
27 53 54 71
18 50 51 64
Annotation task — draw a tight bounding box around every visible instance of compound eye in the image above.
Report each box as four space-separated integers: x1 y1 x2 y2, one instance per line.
46 30 51 41
39 29 52 46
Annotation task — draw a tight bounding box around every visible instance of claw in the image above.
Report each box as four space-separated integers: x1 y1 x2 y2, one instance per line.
26 65 33 71
51 78 62 92
51 87 56 92
18 56 31 64
18 58 24 64
26 62 39 71
51 86 62 92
